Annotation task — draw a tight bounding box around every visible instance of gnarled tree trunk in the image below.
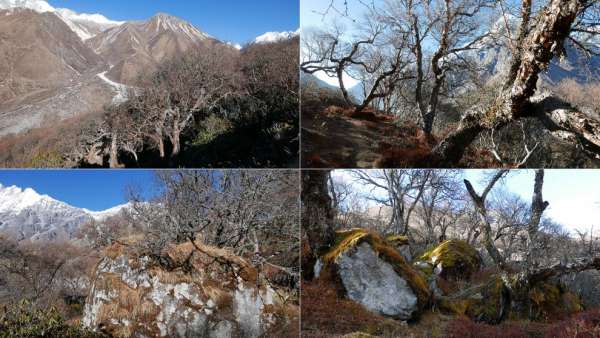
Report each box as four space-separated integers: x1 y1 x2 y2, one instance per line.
432 0 593 166
301 170 335 280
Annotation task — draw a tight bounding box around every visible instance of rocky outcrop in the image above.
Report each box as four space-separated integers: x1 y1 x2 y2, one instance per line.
82 240 297 337
318 229 430 320
562 270 600 309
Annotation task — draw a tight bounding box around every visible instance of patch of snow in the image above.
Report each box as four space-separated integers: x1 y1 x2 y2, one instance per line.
226 41 242 50
0 0 123 40
97 71 129 104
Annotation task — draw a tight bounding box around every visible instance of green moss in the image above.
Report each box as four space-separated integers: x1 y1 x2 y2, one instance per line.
322 228 431 312
417 240 481 280
416 263 434 279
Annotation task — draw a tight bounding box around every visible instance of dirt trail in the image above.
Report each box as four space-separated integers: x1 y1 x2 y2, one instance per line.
302 109 404 168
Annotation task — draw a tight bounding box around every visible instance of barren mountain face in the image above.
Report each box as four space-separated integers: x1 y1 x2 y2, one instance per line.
0 5 229 136
0 9 101 102
87 13 218 85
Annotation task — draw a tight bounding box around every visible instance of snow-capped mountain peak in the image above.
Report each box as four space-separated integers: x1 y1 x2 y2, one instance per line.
0 183 55 213
0 183 130 242
147 12 211 42
0 0 123 40
254 29 299 44
0 0 53 13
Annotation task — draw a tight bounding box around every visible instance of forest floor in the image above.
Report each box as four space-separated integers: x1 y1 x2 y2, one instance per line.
301 279 578 338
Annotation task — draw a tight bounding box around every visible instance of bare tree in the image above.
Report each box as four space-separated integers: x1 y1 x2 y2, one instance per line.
381 0 494 135
352 169 431 237
301 17 413 112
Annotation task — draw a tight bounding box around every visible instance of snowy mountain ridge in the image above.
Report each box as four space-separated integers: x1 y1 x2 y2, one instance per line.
254 29 300 44
0 183 129 241
0 0 124 40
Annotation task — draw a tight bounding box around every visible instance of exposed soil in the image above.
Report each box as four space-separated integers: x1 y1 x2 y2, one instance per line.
302 106 434 168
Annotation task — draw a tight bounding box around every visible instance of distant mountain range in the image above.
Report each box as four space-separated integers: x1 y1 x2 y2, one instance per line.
0 0 297 136
0 183 128 242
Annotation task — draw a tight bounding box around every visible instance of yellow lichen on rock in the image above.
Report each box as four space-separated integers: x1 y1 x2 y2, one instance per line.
418 240 481 280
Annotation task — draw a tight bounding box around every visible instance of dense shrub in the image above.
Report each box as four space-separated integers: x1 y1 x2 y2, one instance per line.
0 300 104 338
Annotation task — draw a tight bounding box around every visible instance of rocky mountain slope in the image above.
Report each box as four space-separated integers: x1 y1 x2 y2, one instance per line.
0 0 291 137
87 13 217 85
0 183 128 242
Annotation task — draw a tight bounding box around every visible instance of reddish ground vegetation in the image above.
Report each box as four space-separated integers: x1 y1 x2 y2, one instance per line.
301 279 407 337
445 309 600 338
545 309 600 338
446 317 549 338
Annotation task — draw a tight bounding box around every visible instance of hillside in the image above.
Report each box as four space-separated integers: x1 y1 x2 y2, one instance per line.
0 0 300 168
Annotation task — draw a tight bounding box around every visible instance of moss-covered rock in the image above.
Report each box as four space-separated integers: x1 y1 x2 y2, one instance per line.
417 240 481 281
320 228 431 319
385 234 411 261
437 275 508 324
438 276 583 323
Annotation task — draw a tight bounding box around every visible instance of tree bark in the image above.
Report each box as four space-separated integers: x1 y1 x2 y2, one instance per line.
464 170 509 270
525 170 549 273
108 133 120 168
301 170 336 280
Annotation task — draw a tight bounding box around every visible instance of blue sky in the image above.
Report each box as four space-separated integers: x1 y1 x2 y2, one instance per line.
334 169 600 234
48 0 299 44
0 170 155 211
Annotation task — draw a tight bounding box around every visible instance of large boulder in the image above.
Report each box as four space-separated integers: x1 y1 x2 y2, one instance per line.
562 270 600 309
82 240 297 338
318 228 430 320
417 240 481 281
